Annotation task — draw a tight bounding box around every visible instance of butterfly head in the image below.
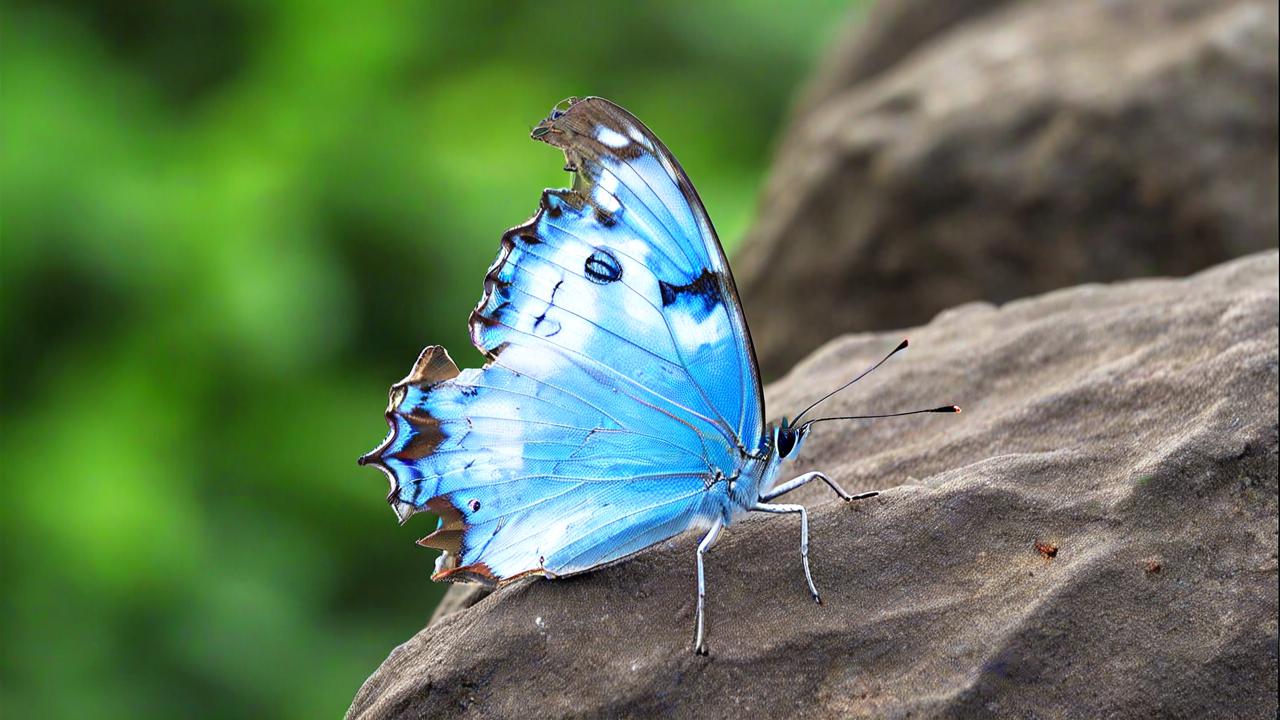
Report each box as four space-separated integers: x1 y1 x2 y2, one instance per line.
532 97 583 139
773 417 810 461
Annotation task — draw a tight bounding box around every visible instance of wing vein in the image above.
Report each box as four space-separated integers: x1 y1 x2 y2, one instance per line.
536 218 739 437
554 487 708 570
482 316 736 451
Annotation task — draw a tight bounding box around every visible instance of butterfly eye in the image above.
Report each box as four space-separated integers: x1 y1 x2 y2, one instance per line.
777 429 797 458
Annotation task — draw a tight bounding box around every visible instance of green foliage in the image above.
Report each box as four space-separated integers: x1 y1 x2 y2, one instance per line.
1 1 861 716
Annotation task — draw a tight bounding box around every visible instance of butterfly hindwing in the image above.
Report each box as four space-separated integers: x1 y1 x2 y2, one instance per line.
361 97 764 584
362 345 718 583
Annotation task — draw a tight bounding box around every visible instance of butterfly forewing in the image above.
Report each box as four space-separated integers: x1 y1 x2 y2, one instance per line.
541 99 765 447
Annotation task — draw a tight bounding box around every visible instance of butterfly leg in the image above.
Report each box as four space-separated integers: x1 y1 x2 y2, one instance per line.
693 519 724 656
759 471 878 503
751 501 827 605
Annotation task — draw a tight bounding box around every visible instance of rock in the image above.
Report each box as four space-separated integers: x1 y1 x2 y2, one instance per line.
738 0 1279 377
787 0 1014 127
347 251 1279 720
425 584 490 627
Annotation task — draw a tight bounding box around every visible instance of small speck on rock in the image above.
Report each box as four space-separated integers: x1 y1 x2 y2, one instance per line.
1036 541 1059 560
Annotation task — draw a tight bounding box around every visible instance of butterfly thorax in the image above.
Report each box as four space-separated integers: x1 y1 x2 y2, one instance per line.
724 419 813 514
723 424 800 518
726 452 781 517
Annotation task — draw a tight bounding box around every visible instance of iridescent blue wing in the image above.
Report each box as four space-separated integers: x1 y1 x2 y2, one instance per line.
535 97 765 444
360 97 764 584
361 344 723 583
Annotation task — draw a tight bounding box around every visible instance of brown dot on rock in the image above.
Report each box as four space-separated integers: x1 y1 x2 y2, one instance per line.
1035 541 1058 560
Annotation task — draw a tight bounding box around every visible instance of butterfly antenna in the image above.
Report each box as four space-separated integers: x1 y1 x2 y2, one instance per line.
791 339 910 425
801 405 961 430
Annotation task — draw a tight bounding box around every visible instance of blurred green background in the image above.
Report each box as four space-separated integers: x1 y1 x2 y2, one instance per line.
1 1 862 717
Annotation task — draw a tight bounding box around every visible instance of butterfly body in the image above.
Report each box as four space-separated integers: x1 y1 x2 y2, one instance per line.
361 97 891 653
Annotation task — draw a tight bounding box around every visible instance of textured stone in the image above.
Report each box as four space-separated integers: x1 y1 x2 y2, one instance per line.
739 0 1279 377
348 252 1279 720
786 0 1014 127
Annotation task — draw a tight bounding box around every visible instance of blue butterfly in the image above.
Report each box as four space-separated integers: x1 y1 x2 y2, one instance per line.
360 96 958 654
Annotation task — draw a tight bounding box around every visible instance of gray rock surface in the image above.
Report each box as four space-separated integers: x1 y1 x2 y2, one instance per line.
348 252 1279 720
786 0 1014 130
739 0 1279 377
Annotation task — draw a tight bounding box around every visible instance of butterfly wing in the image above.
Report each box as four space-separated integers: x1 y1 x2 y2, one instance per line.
539 97 765 447
360 97 765 584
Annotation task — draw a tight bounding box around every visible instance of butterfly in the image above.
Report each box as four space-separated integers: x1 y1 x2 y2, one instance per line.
360 96 958 654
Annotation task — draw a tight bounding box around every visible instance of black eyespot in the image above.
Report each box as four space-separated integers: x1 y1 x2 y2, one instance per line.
584 249 623 284
468 499 481 512
777 429 797 458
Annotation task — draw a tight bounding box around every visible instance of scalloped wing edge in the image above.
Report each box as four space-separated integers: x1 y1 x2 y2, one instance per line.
358 345 460 523
468 187 587 361
358 345 566 586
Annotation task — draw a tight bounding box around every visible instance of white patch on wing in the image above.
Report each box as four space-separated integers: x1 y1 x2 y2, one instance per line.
627 125 653 150
445 371 529 472
631 155 697 240
496 344 565 386
533 506 594 560
595 126 630 148
593 181 622 214
612 236 653 270
668 306 730 349
552 320 593 356
617 259 663 330
480 503 591 577
539 236 581 271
